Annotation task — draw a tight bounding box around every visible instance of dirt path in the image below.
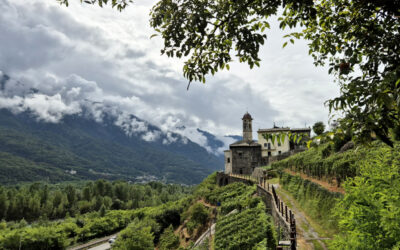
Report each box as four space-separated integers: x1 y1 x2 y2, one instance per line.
198 199 217 209
284 169 345 194
273 184 329 250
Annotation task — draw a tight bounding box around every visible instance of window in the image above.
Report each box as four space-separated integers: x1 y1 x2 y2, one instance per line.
239 169 243 174
227 157 230 163
238 152 243 158
268 152 271 156
264 143 267 147
267 143 271 149
278 151 281 155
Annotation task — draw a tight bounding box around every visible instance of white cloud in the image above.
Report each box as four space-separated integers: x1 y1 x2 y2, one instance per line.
0 0 340 154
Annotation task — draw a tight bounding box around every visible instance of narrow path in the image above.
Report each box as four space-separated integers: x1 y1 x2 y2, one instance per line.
273 184 329 250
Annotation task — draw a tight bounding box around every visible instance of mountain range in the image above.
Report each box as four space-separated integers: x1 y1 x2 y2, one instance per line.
0 108 240 185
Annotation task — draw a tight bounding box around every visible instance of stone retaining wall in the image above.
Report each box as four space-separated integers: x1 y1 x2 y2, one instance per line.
216 172 297 249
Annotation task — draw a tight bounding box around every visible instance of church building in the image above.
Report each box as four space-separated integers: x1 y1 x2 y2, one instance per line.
224 112 263 175
224 112 311 175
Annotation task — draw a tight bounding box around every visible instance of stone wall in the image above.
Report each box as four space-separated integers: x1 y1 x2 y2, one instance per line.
224 150 232 173
251 167 267 179
257 185 291 238
216 172 254 186
231 146 263 175
216 172 296 244
268 148 306 164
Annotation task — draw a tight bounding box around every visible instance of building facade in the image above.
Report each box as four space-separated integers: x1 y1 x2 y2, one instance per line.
257 127 311 157
224 113 311 175
224 112 263 175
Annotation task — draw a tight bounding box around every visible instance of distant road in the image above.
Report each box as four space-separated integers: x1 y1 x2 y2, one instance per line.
88 243 111 250
68 234 116 250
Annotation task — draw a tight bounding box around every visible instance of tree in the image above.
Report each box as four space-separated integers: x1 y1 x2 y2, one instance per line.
190 203 208 225
99 204 107 217
159 225 179 250
112 219 154 250
58 0 400 146
312 122 325 136
0 189 8 219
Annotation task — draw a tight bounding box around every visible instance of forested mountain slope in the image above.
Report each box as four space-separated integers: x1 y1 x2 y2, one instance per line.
0 109 223 184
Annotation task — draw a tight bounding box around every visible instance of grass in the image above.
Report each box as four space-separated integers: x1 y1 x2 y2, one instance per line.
311 239 324 250
275 186 332 239
267 177 279 185
298 220 310 233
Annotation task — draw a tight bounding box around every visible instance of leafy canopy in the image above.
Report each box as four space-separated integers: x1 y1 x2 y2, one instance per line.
57 0 400 146
312 121 325 136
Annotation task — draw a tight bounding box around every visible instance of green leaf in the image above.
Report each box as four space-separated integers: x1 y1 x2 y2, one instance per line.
282 42 288 48
297 135 302 144
281 133 286 144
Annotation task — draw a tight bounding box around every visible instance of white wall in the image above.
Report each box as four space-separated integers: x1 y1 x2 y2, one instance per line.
257 133 290 157
224 150 232 173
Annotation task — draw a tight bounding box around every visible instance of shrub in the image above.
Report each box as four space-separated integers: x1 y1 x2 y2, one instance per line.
321 143 333 158
331 143 400 249
190 203 208 225
159 225 179 250
112 218 154 250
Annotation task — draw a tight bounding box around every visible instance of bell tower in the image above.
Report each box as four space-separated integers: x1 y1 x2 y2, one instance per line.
242 112 253 142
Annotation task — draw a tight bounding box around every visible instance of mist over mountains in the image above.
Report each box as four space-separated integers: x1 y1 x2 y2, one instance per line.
0 72 242 184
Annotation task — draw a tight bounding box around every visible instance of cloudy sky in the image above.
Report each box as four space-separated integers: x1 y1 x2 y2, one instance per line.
0 0 340 152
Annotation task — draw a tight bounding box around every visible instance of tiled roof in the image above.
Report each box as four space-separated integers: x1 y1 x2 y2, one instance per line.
242 112 253 120
257 127 290 133
257 127 310 133
230 140 260 147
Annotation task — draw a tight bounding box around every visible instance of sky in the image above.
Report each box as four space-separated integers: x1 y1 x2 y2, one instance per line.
0 0 340 153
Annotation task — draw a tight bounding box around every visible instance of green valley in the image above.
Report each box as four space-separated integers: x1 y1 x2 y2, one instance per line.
0 109 223 185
